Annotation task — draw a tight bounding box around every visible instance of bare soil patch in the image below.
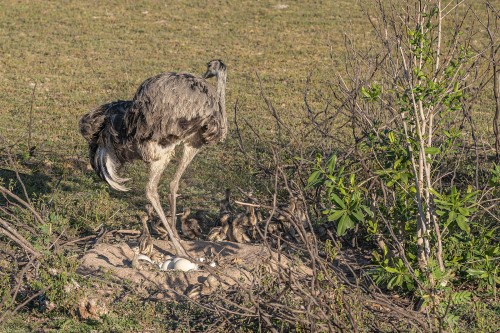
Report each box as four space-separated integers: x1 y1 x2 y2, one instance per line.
77 239 306 300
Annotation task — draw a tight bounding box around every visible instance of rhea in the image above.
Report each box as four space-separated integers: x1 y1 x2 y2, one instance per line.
180 208 202 240
79 60 228 257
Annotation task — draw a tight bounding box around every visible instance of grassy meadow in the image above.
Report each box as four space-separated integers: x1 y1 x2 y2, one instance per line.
0 0 363 202
0 0 373 232
0 0 498 332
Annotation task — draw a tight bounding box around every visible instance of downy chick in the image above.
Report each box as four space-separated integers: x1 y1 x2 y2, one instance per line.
231 214 251 243
219 188 234 215
138 215 154 256
247 205 261 240
207 213 230 242
180 208 202 240
187 274 220 299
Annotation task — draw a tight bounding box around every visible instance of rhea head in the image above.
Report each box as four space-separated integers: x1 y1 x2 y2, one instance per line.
202 59 226 79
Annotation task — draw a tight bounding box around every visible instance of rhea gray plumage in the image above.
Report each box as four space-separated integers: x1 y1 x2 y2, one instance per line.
79 60 228 257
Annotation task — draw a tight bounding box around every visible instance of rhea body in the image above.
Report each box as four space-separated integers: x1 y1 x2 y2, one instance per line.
79 60 228 257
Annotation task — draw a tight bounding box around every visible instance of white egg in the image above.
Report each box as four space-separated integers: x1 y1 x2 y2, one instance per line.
172 258 198 272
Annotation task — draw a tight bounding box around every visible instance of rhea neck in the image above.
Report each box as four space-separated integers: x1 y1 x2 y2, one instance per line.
216 70 226 109
215 69 228 139
181 208 191 221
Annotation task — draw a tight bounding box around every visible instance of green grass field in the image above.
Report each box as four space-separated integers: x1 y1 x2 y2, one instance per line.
0 0 373 230
0 0 498 332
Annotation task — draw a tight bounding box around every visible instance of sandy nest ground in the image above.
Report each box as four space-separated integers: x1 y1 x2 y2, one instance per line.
77 238 309 302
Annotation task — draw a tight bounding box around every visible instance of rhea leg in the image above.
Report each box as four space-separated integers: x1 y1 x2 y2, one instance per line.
168 144 199 240
146 154 187 257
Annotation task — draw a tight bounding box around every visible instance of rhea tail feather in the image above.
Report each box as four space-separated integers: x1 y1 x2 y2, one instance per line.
79 100 134 192
95 146 130 192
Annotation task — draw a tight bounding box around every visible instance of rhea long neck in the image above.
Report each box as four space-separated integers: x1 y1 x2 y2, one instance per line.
216 70 228 140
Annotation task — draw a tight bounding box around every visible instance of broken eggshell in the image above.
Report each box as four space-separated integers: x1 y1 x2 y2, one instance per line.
159 260 174 271
137 254 155 264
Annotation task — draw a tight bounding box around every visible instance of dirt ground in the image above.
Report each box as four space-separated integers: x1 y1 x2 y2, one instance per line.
77 238 306 301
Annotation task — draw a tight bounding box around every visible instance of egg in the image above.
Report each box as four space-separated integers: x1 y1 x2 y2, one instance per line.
172 258 198 271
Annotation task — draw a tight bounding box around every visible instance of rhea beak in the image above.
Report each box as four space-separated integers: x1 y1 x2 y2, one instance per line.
202 71 214 79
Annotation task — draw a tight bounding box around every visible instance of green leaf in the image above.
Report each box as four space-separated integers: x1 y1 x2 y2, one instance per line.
396 275 402 286
352 210 365 223
326 155 337 174
452 291 471 304
387 276 397 289
455 215 470 233
401 173 408 184
388 131 395 143
429 187 442 198
458 207 470 216
331 193 346 209
384 266 399 274
336 214 354 236
446 211 457 226
467 269 485 276
394 159 401 169
327 209 345 221
361 87 371 99
425 147 440 155
361 205 374 218
307 170 322 187
345 216 355 228
464 190 478 201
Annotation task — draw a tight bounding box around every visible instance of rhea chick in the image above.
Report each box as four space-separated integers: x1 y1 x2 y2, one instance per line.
219 188 234 215
231 214 251 244
207 213 230 242
187 274 220 299
139 215 154 256
180 208 202 240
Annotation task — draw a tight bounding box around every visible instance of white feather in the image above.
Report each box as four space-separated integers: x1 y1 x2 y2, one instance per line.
98 147 130 192
104 151 131 186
